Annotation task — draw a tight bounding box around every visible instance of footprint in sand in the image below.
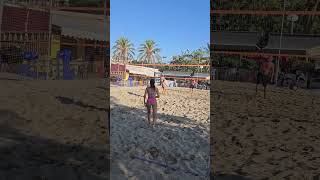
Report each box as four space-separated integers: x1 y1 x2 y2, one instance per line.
148 147 160 159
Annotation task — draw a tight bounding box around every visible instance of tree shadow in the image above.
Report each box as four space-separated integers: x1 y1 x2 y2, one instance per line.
0 110 108 180
213 174 252 180
55 96 108 112
127 92 143 97
96 86 107 91
0 77 22 81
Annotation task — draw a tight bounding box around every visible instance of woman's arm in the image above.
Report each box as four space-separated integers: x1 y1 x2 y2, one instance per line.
144 89 147 105
156 88 160 98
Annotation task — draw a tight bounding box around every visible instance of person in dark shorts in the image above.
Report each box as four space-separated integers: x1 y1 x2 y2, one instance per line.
256 56 275 98
190 79 196 92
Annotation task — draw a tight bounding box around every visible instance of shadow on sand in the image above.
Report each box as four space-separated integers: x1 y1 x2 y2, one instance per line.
0 77 22 81
110 97 210 179
111 96 252 180
0 109 109 180
127 92 144 97
55 96 108 112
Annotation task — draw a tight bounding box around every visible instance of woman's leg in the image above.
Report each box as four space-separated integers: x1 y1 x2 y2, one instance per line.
147 104 151 125
152 104 157 127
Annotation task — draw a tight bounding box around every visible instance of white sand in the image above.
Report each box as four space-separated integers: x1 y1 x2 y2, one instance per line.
0 73 108 179
212 80 320 180
110 86 210 180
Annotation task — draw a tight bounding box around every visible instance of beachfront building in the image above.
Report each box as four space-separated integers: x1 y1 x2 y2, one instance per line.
0 1 109 79
161 71 210 87
110 63 161 86
110 63 125 80
162 71 210 80
51 10 108 77
212 31 320 56
126 64 159 79
211 31 320 86
2 0 105 8
110 63 159 78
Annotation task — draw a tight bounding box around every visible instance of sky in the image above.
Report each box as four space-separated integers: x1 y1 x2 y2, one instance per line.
110 0 209 63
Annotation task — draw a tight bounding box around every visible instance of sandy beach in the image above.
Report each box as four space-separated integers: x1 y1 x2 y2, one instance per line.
211 80 320 180
0 73 108 179
110 86 210 180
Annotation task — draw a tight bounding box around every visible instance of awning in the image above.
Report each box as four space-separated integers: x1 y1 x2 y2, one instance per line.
52 10 108 41
126 65 159 77
162 71 210 79
212 31 320 56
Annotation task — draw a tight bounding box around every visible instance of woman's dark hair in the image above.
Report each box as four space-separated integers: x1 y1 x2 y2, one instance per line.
150 79 155 89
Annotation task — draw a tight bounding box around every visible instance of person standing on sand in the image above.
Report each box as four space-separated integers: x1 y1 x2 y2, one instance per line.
256 56 275 98
144 79 160 128
160 75 168 94
190 79 197 93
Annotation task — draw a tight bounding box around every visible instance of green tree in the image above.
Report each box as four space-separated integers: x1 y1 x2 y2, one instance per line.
112 37 135 64
212 0 320 34
138 40 162 64
162 47 210 73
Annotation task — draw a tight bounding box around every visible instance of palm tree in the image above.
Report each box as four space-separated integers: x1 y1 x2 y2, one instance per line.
204 43 210 56
137 40 162 64
112 37 135 64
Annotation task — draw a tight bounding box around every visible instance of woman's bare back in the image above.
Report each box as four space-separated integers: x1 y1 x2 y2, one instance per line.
146 87 157 98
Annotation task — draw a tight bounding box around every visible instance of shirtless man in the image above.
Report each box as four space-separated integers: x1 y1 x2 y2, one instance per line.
190 79 197 93
256 56 275 98
160 76 168 94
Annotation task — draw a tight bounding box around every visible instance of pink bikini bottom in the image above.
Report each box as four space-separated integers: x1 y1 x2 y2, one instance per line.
147 98 157 105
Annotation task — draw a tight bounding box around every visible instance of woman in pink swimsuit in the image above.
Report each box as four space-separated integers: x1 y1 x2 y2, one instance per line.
144 79 160 128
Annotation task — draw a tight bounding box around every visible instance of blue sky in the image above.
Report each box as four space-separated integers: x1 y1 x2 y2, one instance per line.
110 0 209 63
